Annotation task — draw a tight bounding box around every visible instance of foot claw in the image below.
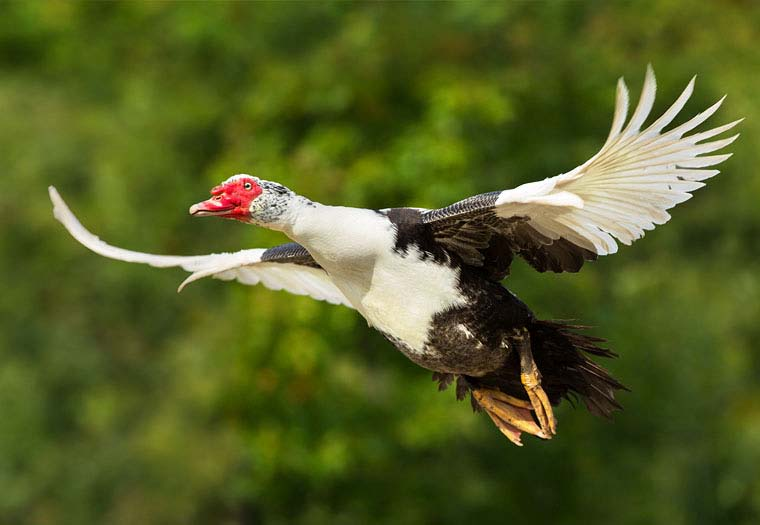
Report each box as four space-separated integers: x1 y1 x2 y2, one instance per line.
473 389 550 445
522 374 557 436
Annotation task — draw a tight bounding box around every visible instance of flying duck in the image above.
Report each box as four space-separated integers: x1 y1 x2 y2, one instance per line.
50 67 739 445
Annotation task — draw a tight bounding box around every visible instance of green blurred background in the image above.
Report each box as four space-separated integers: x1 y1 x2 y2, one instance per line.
2 1 759 524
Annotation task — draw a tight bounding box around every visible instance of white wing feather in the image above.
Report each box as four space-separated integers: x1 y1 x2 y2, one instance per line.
494 65 740 255
49 187 353 308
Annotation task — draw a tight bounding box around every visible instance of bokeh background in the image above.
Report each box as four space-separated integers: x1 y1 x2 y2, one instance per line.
2 2 759 524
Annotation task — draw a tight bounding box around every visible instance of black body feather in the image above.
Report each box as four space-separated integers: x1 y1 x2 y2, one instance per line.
384 207 627 419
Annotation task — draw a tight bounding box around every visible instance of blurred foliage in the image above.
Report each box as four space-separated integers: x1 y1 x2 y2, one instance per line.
1 1 759 524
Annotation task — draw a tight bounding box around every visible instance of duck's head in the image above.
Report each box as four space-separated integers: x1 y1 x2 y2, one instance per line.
189 174 298 227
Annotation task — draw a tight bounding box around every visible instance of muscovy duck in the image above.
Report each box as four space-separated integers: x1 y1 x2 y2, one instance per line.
50 67 739 445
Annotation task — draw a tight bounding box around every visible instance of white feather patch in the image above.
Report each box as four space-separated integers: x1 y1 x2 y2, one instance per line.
492 66 739 256
49 187 353 307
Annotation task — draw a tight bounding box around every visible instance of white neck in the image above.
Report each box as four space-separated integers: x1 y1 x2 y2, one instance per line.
286 200 394 264
253 194 316 234
276 196 316 234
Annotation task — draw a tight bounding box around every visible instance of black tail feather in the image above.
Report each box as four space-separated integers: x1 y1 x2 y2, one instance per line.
530 319 628 418
443 320 628 419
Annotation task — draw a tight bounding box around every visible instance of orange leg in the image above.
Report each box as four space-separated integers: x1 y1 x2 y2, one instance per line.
514 327 557 436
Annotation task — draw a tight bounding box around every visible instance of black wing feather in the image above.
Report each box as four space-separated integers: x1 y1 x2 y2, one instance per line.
421 193 596 280
261 242 322 268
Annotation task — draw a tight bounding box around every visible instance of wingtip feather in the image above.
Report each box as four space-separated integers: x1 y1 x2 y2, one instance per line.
645 63 656 81
177 275 195 293
49 185 67 223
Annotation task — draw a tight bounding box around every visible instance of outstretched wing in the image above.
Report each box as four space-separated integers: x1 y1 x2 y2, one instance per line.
423 66 740 279
49 187 353 308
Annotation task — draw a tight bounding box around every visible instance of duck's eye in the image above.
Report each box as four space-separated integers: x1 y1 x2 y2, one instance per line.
244 182 253 191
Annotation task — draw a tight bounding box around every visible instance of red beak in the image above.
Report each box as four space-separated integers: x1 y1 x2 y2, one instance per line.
189 185 239 217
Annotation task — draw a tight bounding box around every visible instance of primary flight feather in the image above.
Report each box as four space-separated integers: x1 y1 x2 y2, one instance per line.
51 67 739 445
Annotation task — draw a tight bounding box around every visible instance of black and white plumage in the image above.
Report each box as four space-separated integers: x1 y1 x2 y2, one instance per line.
50 67 739 445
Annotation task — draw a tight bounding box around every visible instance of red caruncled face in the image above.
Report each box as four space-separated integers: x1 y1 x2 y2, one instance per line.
189 176 262 221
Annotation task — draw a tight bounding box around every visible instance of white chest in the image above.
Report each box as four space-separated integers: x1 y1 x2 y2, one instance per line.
355 246 467 352
290 205 467 354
